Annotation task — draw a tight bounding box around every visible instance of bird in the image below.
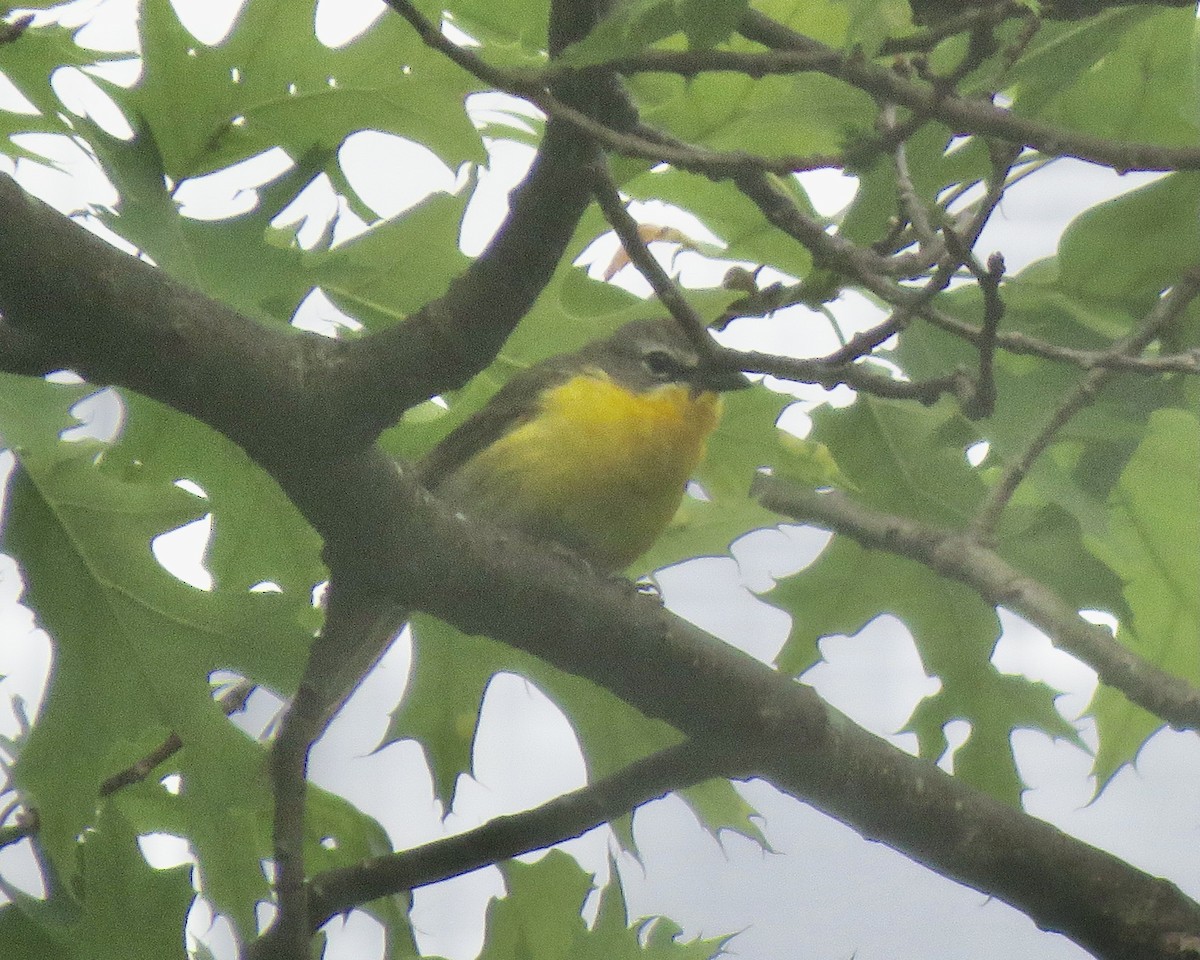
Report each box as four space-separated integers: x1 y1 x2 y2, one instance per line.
303 318 748 731
418 318 749 571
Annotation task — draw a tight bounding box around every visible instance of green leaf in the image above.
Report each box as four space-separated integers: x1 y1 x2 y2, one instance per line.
622 167 816 277
837 0 912 56
675 0 749 50
0 807 193 960
437 0 550 53
558 0 680 66
839 123 991 247
0 905 69 960
768 535 1063 804
1058 173 1200 310
642 69 876 160
390 615 763 846
905 671 1083 804
1085 408 1200 783
126 0 484 181
0 19 94 146
116 393 326 599
0 376 314 937
638 384 788 575
73 807 195 959
390 614 683 803
478 853 728 960
807 396 986 525
1004 8 1162 114
310 188 473 331
1010 9 1199 147
774 434 856 490
890 265 1186 545
675 777 768 848
748 0 851 46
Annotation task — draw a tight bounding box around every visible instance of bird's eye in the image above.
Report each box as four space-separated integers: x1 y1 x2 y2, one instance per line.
642 348 677 380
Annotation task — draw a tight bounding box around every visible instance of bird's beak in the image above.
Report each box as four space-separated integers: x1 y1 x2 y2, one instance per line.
693 363 752 396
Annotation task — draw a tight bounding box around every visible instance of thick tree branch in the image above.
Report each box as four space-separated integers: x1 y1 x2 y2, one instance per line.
319 0 633 437
0 175 528 457
754 478 1200 734
250 584 399 960
245 1 627 955
292 449 1200 960
0 0 617 456
2 15 1199 959
2 180 1197 954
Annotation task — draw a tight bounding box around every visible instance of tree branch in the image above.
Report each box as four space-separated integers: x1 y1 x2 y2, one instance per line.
590 163 978 406
2 16 1199 958
742 348 976 405
693 14 1200 173
973 268 1200 535
249 583 399 960
922 306 1200 375
307 737 743 926
0 682 254 851
754 478 1200 734
590 160 729 356
281 448 1200 960
2 189 1196 954
382 0 841 177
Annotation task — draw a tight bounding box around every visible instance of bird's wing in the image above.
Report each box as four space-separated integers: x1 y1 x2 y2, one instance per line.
415 361 570 491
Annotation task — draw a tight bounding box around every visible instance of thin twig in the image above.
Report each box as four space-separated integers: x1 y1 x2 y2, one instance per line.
383 0 841 176
307 737 747 927
0 682 255 852
739 348 973 405
962 252 1004 419
819 221 977 370
927 13 1003 87
963 142 1023 250
820 312 911 366
590 160 726 358
732 171 924 302
886 105 938 251
716 270 1200 378
594 158 973 406
972 268 1200 536
0 14 34 45
711 16 1200 172
879 1 1025 54
586 159 951 406
921 306 1200 375
0 811 35 852
100 680 254 795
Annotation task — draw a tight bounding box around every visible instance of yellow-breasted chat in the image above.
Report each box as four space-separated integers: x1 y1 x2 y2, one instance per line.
419 318 749 571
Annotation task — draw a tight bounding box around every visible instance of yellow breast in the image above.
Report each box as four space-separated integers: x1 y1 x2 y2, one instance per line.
448 370 723 569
